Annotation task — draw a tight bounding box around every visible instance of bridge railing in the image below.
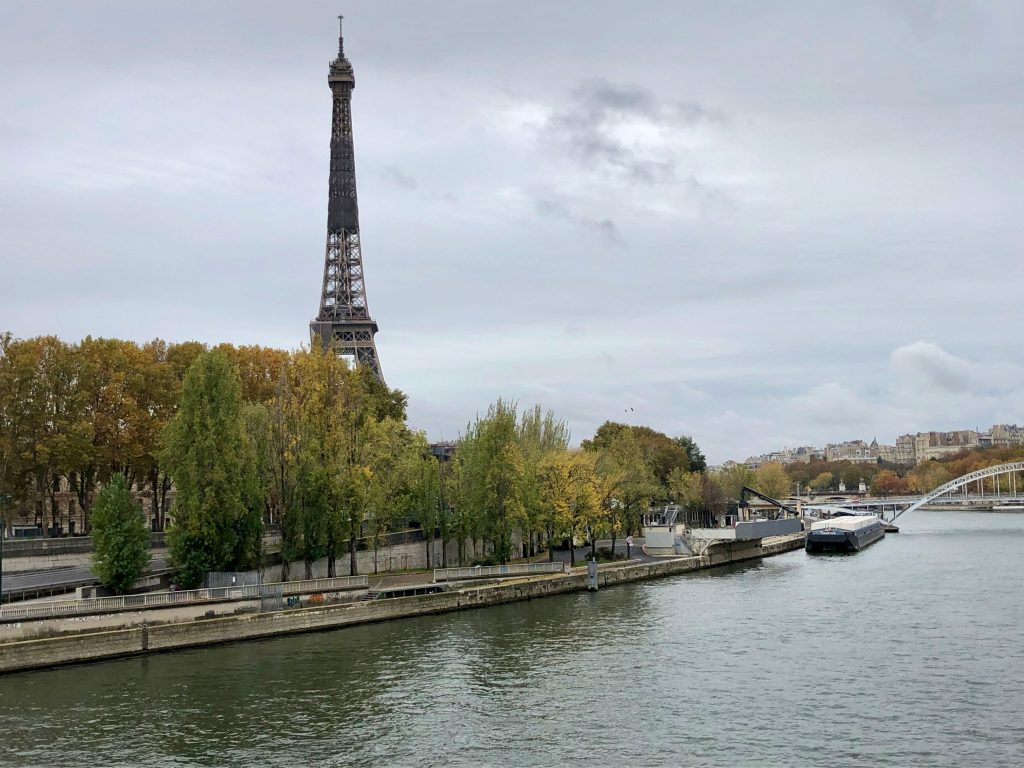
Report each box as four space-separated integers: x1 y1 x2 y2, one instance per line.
891 461 1024 521
433 562 567 582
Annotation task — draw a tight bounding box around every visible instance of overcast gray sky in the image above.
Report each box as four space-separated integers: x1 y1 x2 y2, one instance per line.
2 1 1022 462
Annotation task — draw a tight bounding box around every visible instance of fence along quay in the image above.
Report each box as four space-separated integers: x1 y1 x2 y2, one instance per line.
0 533 805 674
0 576 368 623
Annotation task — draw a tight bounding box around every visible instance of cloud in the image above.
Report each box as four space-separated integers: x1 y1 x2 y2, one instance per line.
2 3 1023 465
380 165 418 191
537 79 725 183
787 383 870 427
534 195 623 244
890 341 972 393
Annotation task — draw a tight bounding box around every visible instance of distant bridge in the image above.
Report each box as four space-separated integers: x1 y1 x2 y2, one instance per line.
804 462 1024 523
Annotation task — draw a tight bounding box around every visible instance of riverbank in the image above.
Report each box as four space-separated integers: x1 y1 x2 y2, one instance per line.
0 532 806 674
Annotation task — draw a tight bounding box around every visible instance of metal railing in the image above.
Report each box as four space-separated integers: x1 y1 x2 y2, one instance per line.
0 575 370 622
0 584 260 622
432 562 567 582
276 576 367 595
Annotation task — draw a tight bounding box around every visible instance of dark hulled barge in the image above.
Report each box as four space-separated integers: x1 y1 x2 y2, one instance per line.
806 515 886 554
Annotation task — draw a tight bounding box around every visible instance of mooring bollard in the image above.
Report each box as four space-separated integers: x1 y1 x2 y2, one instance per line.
587 558 598 591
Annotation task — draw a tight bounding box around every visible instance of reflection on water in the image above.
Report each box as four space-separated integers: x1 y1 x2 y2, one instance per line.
1 511 1022 767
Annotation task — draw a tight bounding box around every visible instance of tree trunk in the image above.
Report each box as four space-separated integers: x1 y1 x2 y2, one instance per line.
48 473 60 536
610 530 617 561
424 535 431 570
148 468 160 532
303 558 313 580
349 534 358 576
547 524 555 562
282 557 291 583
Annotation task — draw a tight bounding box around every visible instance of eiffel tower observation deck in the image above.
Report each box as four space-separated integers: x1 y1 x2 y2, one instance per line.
309 16 383 380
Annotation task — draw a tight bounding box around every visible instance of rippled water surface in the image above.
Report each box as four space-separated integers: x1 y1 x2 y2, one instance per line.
1 511 1023 767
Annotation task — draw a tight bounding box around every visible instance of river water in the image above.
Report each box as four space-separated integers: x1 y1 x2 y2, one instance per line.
1 511 1022 768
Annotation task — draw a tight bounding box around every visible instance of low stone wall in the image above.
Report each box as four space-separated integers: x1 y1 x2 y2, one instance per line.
0 532 808 674
267 537 490 581
762 532 806 556
0 599 263 643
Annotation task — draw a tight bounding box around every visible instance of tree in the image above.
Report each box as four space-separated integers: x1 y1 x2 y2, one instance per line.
362 417 413 574
754 462 792 501
668 467 726 527
808 471 835 493
668 468 702 522
907 461 951 494
90 474 150 594
456 399 526 563
583 421 689 495
673 435 707 473
162 350 263 588
66 337 150 532
714 464 756 501
697 473 728 527
594 429 660 555
540 450 602 567
538 451 572 562
517 405 570 557
404 437 442 568
872 469 911 496
1 336 88 535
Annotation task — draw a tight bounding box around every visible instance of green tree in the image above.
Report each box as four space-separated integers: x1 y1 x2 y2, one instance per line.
583 421 689 495
673 435 707 472
90 474 150 594
457 399 525 563
362 417 413 574
808 471 835 493
540 450 602 567
593 429 660 555
162 350 263 588
754 461 792 500
668 467 726 527
713 464 756 502
403 434 443 568
517 405 570 558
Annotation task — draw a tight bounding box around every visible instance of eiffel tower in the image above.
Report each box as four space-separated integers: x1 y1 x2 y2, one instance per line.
309 16 383 380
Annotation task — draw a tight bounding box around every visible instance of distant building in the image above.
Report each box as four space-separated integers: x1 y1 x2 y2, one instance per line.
743 445 823 469
429 441 457 463
824 439 879 463
913 430 979 461
731 423 1024 471
985 424 1024 447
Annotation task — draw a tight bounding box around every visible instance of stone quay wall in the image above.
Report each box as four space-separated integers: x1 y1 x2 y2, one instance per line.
0 533 806 675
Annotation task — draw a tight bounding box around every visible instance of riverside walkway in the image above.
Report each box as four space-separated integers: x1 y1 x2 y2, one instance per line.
0 532 807 674
1 556 170 603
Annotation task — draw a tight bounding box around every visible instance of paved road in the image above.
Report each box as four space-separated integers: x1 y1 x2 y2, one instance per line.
2 557 169 595
548 538 658 566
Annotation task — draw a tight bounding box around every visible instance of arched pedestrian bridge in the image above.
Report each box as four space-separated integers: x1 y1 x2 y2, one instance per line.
806 461 1024 522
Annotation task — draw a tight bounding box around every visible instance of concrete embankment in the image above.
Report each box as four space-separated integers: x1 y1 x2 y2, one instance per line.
0 532 806 674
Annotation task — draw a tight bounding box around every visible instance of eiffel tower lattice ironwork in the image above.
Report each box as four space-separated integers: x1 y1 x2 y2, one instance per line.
309 16 383 380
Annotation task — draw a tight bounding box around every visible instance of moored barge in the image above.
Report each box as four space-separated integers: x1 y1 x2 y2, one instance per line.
806 515 885 554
